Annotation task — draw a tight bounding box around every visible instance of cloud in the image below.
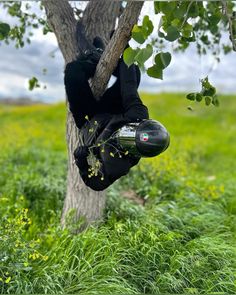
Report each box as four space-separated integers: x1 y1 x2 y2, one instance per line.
0 2 235 103
140 46 236 94
0 35 65 102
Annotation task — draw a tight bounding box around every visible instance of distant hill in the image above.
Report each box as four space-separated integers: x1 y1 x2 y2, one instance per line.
0 97 47 105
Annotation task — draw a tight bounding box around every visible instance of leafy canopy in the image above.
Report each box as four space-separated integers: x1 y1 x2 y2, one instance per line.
123 1 236 106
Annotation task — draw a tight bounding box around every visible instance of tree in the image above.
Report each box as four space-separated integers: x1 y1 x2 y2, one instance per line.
0 0 235 230
43 0 144 230
0 0 144 230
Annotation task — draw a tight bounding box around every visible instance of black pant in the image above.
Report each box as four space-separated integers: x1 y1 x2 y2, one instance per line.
64 57 148 129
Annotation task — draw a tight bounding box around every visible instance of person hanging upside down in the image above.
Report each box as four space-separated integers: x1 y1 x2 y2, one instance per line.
64 37 170 191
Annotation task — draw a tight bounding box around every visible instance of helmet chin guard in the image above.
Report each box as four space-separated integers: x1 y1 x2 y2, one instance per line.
113 120 170 158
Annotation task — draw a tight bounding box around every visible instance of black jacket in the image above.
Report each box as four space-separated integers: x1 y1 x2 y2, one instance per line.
65 55 149 191
74 113 142 191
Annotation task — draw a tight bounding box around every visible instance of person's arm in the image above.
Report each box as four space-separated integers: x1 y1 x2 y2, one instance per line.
119 59 149 122
74 146 112 191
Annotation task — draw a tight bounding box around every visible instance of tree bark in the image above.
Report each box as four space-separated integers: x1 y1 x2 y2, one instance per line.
42 0 144 230
91 1 144 98
42 0 77 63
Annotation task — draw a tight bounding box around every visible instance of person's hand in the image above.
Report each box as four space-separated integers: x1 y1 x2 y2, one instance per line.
74 146 89 160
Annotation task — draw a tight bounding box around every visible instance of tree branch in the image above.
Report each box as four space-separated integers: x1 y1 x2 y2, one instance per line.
90 1 144 98
82 0 120 45
221 1 236 52
42 0 78 63
42 0 144 98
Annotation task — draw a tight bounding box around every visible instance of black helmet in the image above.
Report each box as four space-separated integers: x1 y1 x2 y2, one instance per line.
114 119 170 157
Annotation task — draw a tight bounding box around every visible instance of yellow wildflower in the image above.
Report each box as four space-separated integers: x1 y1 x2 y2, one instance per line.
5 277 11 284
29 252 40 260
42 256 49 261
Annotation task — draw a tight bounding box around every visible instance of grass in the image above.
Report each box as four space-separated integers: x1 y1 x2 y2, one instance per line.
0 93 235 294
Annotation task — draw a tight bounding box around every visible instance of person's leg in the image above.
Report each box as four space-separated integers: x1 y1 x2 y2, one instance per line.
98 77 124 114
119 59 149 121
64 59 98 128
98 58 141 115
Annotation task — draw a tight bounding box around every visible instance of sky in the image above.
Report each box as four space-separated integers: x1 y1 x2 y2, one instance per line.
0 2 235 103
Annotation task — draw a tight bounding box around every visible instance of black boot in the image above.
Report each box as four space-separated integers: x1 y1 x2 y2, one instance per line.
76 22 106 78
93 36 105 52
119 58 138 101
76 21 95 53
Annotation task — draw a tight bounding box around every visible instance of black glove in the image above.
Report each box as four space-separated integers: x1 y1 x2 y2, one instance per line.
74 146 90 170
74 146 89 161
93 36 105 52
77 47 103 78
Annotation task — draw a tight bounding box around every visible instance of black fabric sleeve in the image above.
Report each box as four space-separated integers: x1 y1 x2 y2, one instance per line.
75 151 112 191
64 60 98 129
80 164 112 191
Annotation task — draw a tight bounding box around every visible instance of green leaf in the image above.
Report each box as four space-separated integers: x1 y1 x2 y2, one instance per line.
200 77 217 97
160 1 176 17
8 3 21 17
204 96 212 106
147 65 163 80
188 2 199 18
196 93 203 102
154 2 161 14
173 2 188 19
212 96 220 107
159 2 170 15
165 26 180 41
142 15 154 37
28 77 40 91
154 52 172 69
201 76 211 88
186 93 196 101
158 31 165 38
132 25 146 44
131 16 153 44
209 12 222 26
135 44 153 66
171 18 181 29
202 87 216 97
0 23 11 40
232 19 236 38
182 23 193 38
123 47 138 67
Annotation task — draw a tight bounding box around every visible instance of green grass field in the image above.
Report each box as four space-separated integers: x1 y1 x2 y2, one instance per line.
0 93 236 294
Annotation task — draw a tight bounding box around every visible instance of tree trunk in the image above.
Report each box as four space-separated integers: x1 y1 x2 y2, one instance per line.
42 0 144 230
